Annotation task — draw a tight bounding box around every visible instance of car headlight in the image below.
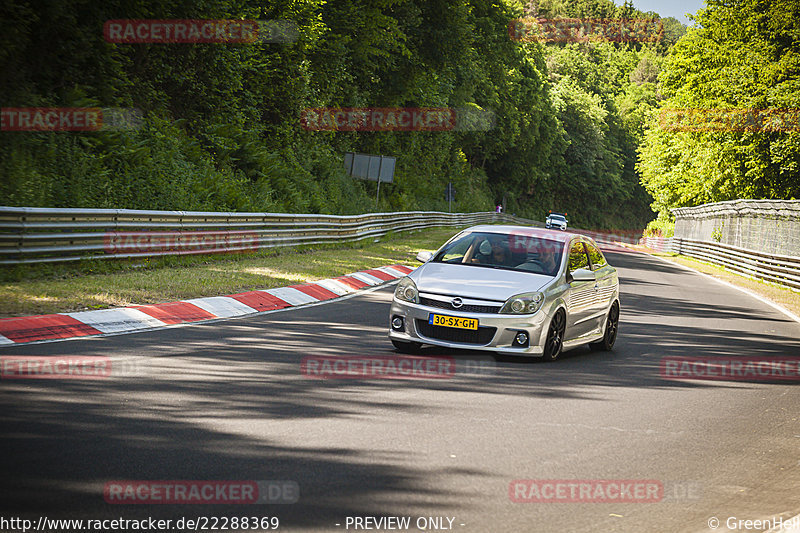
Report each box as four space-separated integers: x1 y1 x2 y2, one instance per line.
500 291 544 315
394 277 419 304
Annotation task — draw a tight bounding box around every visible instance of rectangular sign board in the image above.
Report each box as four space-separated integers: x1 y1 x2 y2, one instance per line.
344 152 395 183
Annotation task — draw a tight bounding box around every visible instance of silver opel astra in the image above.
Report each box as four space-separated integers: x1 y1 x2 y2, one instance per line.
388 225 620 360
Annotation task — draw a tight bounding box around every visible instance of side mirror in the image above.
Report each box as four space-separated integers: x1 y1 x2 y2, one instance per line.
416 251 433 263
569 268 595 282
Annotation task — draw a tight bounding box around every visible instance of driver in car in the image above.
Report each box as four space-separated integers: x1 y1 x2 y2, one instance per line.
537 247 559 275
473 235 515 266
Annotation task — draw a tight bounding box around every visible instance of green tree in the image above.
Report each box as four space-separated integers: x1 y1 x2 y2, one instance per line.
638 0 800 220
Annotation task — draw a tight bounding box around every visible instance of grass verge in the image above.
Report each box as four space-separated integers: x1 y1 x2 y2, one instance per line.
645 250 800 319
0 226 462 318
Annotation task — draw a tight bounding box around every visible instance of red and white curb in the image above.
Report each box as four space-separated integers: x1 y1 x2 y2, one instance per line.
0 264 414 346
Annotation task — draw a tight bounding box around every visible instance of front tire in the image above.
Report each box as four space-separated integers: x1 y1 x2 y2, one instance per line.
542 310 566 362
391 339 422 354
590 301 619 351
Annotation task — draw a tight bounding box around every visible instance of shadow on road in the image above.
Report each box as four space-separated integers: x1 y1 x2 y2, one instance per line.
1 250 798 526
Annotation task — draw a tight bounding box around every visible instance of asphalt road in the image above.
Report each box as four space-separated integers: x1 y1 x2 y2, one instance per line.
2 250 800 533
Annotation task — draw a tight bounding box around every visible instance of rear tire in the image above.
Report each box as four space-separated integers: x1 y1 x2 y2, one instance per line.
391 339 422 354
590 301 619 352
542 310 566 362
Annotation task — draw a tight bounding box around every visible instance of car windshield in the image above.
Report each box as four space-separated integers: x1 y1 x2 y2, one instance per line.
432 232 564 276
550 215 566 221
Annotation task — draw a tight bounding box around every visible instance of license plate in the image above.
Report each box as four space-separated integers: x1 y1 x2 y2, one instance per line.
428 314 478 330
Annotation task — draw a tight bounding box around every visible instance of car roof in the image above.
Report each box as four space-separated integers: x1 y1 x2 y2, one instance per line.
463 225 583 243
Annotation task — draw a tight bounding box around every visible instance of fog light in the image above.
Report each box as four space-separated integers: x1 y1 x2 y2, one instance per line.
513 331 529 347
391 316 405 331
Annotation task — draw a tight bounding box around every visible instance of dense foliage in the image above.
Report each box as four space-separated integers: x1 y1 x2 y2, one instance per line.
1 0 687 228
637 0 800 225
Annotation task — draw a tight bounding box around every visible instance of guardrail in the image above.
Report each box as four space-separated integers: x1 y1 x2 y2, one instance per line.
638 236 677 253
10 205 795 291
0 207 539 265
639 236 800 291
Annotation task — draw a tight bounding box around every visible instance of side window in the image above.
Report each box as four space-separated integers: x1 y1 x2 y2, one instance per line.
586 243 607 270
568 241 589 272
439 235 472 263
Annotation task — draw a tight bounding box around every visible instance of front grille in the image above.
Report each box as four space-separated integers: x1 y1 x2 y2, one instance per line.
419 297 501 314
416 320 497 345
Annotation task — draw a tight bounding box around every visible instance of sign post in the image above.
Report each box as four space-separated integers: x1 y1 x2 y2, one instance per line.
445 182 455 212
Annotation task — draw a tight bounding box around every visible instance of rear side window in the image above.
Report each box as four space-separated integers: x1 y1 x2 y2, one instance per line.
586 243 607 270
568 241 589 271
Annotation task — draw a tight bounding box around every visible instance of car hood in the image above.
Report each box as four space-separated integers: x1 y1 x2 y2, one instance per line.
411 262 553 301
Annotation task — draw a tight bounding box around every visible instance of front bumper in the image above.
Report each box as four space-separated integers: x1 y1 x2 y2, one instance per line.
388 299 551 356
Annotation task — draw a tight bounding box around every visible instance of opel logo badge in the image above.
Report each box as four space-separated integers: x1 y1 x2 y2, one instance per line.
451 297 463 308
